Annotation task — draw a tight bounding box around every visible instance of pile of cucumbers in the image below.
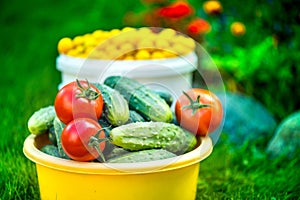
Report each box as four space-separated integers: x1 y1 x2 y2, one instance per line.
27 76 198 163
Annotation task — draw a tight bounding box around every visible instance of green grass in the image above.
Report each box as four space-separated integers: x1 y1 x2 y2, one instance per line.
197 138 300 199
0 0 299 199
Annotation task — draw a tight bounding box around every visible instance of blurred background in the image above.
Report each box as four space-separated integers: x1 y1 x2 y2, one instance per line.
1 0 299 199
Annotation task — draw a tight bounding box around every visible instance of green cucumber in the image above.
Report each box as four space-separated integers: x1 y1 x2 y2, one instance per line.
27 105 56 135
104 76 172 123
126 110 146 124
98 115 112 137
98 115 116 156
183 130 198 153
94 83 129 126
154 90 173 106
53 117 69 159
171 111 179 126
107 149 176 163
105 146 130 160
41 145 60 158
109 121 192 154
48 126 57 146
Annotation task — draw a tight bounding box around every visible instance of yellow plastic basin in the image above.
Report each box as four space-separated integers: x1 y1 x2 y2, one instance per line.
23 133 212 200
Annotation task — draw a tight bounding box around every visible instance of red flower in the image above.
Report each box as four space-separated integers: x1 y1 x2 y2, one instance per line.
158 1 193 19
187 18 211 35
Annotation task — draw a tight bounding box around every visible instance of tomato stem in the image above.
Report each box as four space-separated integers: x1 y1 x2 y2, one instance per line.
76 79 100 100
88 128 110 162
181 91 210 115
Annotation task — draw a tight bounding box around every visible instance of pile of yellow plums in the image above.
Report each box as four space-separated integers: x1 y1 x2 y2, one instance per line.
57 27 196 60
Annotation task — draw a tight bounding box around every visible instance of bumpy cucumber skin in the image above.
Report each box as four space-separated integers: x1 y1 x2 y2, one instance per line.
104 76 172 123
48 126 57 146
154 90 173 106
109 122 191 154
41 144 60 158
107 149 176 163
105 146 130 160
183 130 198 153
28 105 56 135
53 117 69 159
98 115 112 137
94 83 129 126
126 110 146 124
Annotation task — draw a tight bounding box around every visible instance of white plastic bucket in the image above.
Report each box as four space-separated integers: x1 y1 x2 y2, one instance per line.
56 52 197 98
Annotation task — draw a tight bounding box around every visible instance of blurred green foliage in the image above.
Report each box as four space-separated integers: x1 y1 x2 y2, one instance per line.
125 0 300 121
212 37 300 121
201 0 300 121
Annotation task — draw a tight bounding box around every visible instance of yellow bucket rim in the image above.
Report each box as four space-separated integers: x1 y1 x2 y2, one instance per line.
23 134 213 175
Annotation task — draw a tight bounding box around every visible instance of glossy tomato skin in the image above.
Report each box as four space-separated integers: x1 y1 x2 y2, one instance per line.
175 89 223 136
61 118 106 162
54 80 103 124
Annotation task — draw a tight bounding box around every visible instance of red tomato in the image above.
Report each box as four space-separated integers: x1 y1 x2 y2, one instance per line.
61 118 106 162
54 80 103 124
175 89 223 136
